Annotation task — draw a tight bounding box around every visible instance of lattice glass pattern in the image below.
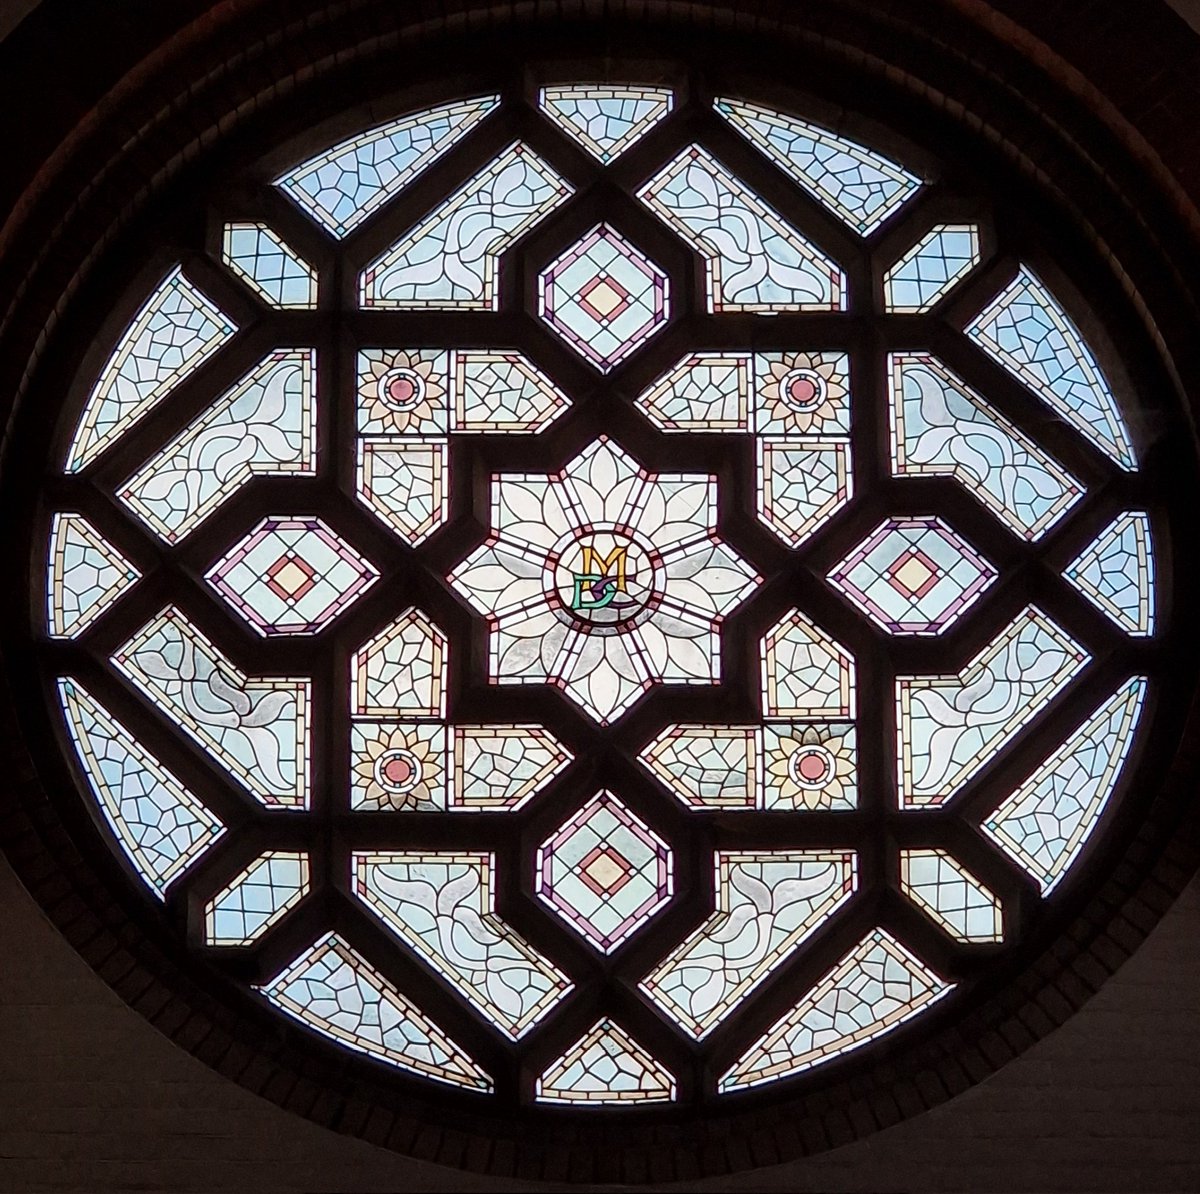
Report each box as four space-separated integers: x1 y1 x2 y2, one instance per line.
720 929 951 1089
640 851 857 1038
59 679 224 897
261 934 491 1089
359 143 571 308
537 1019 675 1104
275 96 499 237
222 223 317 308
47 513 140 639
899 850 1003 942
967 267 1136 468
1065 512 1155 636
539 85 674 163
638 145 846 312
66 267 236 473
897 608 1089 808
884 225 981 312
715 99 923 236
984 678 1147 893
205 852 310 945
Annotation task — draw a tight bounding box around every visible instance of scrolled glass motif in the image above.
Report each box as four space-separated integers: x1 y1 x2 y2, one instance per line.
37 83 1161 1115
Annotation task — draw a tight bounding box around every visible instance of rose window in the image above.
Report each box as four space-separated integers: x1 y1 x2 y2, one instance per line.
21 78 1172 1120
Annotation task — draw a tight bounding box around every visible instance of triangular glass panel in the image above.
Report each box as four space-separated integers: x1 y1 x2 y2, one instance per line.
537 1019 674 1104
539 85 673 163
47 513 141 639
1064 512 1155 635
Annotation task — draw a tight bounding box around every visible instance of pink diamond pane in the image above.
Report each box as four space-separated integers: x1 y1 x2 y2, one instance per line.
538 225 669 372
827 517 996 635
536 791 673 953
206 516 379 636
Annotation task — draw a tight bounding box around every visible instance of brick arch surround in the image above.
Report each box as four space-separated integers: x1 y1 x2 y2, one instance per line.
1 1 1200 1187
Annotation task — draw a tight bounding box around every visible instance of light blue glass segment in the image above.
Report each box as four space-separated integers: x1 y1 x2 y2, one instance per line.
539 85 674 162
1065 511 1155 635
884 225 981 312
222 224 317 308
966 267 1137 469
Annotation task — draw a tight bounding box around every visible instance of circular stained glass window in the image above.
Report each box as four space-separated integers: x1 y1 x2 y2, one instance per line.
7 64 1188 1142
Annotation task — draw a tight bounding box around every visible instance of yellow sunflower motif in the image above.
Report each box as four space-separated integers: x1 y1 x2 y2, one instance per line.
358 349 447 435
761 352 848 436
764 724 856 810
352 724 445 810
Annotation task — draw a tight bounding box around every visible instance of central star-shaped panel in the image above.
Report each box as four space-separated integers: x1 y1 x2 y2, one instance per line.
449 438 761 724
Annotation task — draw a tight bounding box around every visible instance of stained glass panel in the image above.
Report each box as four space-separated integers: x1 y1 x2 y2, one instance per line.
113 608 310 809
897 608 1088 808
66 268 236 473
275 96 499 238
47 513 141 639
966 267 1136 469
59 679 225 897
638 146 846 312
352 852 571 1038
714 99 923 236
758 440 853 547
719 929 951 1090
120 349 316 543
351 608 447 719
221 223 317 308
640 851 857 1038
205 852 310 945
883 225 981 312
1064 512 1155 636
890 353 1083 540
536 791 673 953
762 610 857 719
359 143 572 308
984 677 1147 893
538 85 674 163
898 849 1003 942
636 353 752 432
356 440 448 545
261 933 491 1090
753 352 850 437
536 1019 675 1104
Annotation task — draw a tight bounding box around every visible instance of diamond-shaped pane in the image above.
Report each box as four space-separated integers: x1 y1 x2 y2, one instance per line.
538 225 669 372
827 516 995 635
536 791 673 953
206 516 379 636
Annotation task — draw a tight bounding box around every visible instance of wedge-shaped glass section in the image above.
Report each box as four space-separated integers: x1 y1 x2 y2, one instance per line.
1065 512 1155 636
113 608 310 808
762 610 856 718
715 99 923 236
449 438 759 726
966 267 1136 468
640 851 857 1038
353 852 571 1038
640 723 857 811
205 852 309 945
539 85 674 163
889 354 1083 540
637 353 752 432
47 513 141 639
359 143 572 308
356 440 448 545
984 677 1147 893
638 145 845 312
120 349 316 543
719 928 951 1090
351 608 447 718
899 850 1003 942
884 225 981 312
827 516 996 635
537 1019 675 1105
260 933 491 1090
349 723 570 812
222 223 317 308
897 607 1088 808
58 679 224 897
275 96 500 238
758 440 852 547
536 791 673 953
67 268 236 472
